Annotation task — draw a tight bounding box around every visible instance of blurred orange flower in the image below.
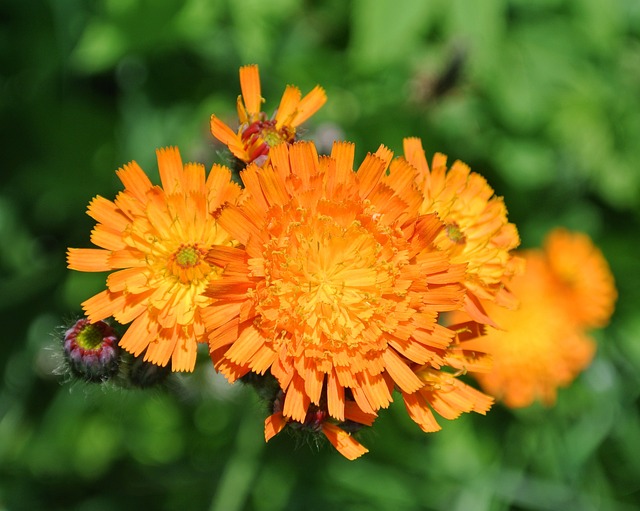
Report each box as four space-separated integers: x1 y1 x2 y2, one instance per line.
210 65 327 166
401 137 523 326
67 147 241 371
543 228 617 329
203 140 492 449
469 228 616 408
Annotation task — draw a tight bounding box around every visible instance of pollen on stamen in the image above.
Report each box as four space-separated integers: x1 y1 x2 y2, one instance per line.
175 245 201 268
446 223 466 244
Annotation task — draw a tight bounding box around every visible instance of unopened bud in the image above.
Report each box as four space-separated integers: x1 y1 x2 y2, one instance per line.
63 319 120 382
125 355 171 389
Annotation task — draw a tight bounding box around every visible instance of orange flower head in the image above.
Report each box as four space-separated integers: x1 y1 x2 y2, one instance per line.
67 147 241 371
544 228 617 328
468 228 615 408
401 137 522 325
210 65 327 166
203 140 492 444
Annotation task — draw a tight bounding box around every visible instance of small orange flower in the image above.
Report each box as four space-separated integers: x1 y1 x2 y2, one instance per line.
67 147 241 371
210 65 327 166
401 138 522 325
203 140 492 452
468 228 616 408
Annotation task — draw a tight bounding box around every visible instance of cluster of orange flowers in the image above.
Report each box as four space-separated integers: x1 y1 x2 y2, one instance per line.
65 65 616 459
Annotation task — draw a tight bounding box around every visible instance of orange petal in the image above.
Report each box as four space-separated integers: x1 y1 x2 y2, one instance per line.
224 324 264 365
144 330 178 368
403 137 429 173
265 412 287 442
206 163 241 209
82 290 126 323
156 146 184 194
358 372 392 410
182 162 206 196
271 355 294 390
112 293 150 324
321 423 368 460
327 369 345 421
108 248 147 269
402 391 441 433
288 141 319 188
464 293 500 328
282 374 310 422
382 349 423 393
239 64 262 118
274 85 302 128
67 248 112 272
356 153 387 199
387 336 434 365
210 115 251 162
217 358 250 382
344 401 376 427
327 141 356 196
200 301 243 331
116 161 153 201
171 333 198 372
257 164 290 207
106 267 149 293
87 196 129 230
303 366 325 405
248 345 278 374
119 311 158 356
215 204 261 246
208 319 241 356
350 385 376 415
373 144 393 167
292 85 327 126
90 225 126 251
410 327 452 351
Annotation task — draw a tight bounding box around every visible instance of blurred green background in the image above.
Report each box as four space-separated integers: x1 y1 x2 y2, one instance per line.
2 0 640 509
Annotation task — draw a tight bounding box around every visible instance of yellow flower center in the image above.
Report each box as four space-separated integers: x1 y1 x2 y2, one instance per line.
175 245 200 268
446 223 465 244
262 126 292 147
168 243 212 284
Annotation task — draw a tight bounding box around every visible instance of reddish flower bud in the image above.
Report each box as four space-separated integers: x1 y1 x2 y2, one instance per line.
63 319 120 382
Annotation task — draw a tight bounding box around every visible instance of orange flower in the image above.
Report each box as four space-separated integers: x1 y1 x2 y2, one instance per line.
469 228 616 408
210 65 327 166
203 140 492 448
543 228 617 329
67 147 241 371
401 138 522 325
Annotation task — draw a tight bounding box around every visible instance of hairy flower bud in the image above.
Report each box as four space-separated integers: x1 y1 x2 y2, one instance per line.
62 319 120 382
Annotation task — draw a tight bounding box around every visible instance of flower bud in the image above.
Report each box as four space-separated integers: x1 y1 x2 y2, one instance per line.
125 355 172 389
62 319 120 382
